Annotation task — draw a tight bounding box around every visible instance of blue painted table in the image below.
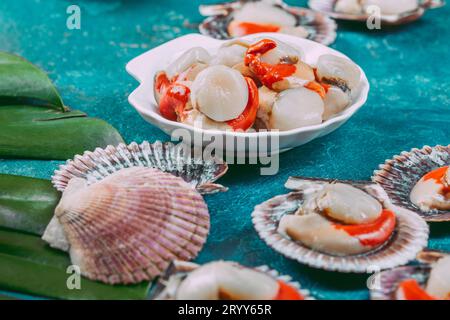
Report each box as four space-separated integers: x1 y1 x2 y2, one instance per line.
0 0 449 300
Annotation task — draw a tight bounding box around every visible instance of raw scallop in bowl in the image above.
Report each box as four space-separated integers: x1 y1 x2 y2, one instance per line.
126 33 369 155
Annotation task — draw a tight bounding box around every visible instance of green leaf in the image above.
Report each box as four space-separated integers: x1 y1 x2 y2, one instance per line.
0 52 64 110
0 52 124 160
0 105 124 159
0 229 152 300
0 174 59 235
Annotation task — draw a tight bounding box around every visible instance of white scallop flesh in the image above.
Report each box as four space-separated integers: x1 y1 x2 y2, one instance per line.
278 213 367 256
257 86 277 128
410 174 450 211
191 65 249 122
182 109 232 131
256 38 304 66
426 256 450 299
279 26 309 39
323 86 351 120
270 87 324 131
363 0 418 15
315 183 383 224
176 261 280 300
316 54 361 90
335 0 363 14
166 47 211 79
210 44 248 68
233 1 297 27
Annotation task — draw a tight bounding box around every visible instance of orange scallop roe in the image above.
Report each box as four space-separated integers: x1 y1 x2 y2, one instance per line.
398 279 436 300
422 166 450 194
333 209 396 247
228 21 281 37
274 280 304 300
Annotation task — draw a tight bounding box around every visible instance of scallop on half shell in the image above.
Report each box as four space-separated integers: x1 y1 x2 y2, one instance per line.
308 0 445 26
369 250 449 300
43 167 211 285
252 177 429 273
372 145 450 222
199 0 337 46
52 141 228 195
149 260 314 300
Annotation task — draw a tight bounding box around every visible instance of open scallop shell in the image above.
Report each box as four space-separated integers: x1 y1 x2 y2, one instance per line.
44 167 210 285
149 260 314 300
199 1 337 46
52 141 228 195
369 250 448 300
372 145 450 222
308 0 445 26
252 177 429 273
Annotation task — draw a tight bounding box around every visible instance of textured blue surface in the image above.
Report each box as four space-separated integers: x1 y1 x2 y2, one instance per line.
0 0 449 300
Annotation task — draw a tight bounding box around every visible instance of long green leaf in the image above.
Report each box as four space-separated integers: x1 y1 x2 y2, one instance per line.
0 52 124 159
0 252 151 300
0 105 124 159
0 52 64 110
0 174 59 235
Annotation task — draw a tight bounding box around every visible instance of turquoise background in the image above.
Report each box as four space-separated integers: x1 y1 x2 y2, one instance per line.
0 0 449 299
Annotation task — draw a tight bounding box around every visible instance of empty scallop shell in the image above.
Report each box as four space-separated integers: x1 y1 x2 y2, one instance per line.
52 141 228 195
149 260 314 300
308 0 444 26
47 167 210 284
199 1 337 46
252 177 429 273
369 250 449 300
372 145 450 222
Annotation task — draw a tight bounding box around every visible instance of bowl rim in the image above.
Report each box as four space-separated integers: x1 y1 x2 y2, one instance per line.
126 33 370 139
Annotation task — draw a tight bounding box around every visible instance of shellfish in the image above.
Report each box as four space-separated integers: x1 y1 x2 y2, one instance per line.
308 0 445 26
43 167 211 285
372 145 450 222
153 36 362 132
52 141 228 195
199 0 337 46
370 251 450 300
252 177 429 272
150 260 313 300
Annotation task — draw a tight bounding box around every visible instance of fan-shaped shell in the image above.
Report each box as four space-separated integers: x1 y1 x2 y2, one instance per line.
150 260 314 300
372 145 450 222
52 141 228 195
252 177 429 273
369 250 449 300
199 1 337 46
50 167 210 285
308 0 443 25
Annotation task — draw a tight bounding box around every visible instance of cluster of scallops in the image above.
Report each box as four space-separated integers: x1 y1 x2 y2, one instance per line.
42 140 449 300
154 37 361 132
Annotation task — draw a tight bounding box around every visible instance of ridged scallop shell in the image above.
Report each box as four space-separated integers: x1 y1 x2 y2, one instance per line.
308 0 444 26
372 145 450 222
53 167 210 284
369 265 431 300
199 1 337 46
369 249 449 300
52 141 228 195
149 260 314 300
252 177 429 273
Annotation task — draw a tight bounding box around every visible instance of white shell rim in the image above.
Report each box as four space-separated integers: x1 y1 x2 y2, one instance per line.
51 140 228 193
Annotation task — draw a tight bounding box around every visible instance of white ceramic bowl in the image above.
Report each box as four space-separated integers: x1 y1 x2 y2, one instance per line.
126 33 369 156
